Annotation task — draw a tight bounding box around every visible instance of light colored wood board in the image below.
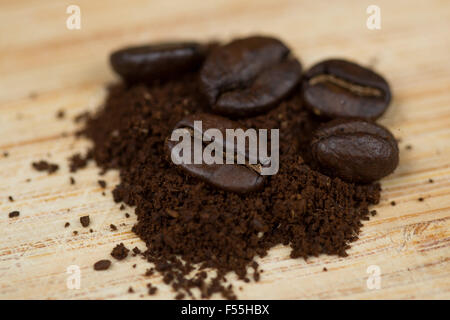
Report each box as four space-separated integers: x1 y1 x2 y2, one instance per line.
0 0 449 299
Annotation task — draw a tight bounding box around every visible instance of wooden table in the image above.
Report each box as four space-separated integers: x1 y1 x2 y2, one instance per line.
0 0 449 299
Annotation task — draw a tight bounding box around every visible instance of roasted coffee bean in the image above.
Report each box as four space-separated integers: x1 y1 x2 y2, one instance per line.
200 36 302 117
110 42 207 83
303 59 391 120
311 119 399 183
166 113 265 193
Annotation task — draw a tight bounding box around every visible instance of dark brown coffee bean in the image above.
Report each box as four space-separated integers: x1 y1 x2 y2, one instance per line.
311 119 399 183
93 259 111 271
200 36 302 117
110 42 207 83
303 59 391 120
166 113 265 193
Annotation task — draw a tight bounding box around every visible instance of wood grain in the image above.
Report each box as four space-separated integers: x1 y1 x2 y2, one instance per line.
0 0 449 299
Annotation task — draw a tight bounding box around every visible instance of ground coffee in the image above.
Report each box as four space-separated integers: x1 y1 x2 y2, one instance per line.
75 68 382 298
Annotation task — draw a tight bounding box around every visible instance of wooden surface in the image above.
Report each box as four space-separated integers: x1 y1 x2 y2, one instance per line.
0 0 449 300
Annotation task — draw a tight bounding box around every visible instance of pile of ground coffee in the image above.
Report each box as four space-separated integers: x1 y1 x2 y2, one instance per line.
75 69 381 298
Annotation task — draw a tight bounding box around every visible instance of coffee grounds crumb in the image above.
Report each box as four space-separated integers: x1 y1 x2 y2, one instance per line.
70 177 76 185
111 243 130 260
64 222 70 228
110 224 117 231
370 210 377 216
98 180 107 188
133 264 137 268
429 178 434 183
90 229 94 233
9 211 20 218
3 151 9 157
128 287 134 293
148 285 158 295
8 196 14 202
56 110 65 119
405 144 412 150
125 213 130 218
390 201 396 206
132 247 141 256
418 197 424 202
80 215 90 227
69 151 93 173
94 259 111 271
32 160 59 174
175 293 185 300
73 231 78 236
26 179 31 183
323 267 328 272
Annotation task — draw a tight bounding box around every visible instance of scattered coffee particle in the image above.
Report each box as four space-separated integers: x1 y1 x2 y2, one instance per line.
132 247 141 256
64 222 70 228
3 151 8 157
429 178 434 183
26 179 31 183
8 196 14 202
175 293 185 300
94 259 111 271
32 160 59 174
391 201 396 206
148 286 158 295
56 110 65 119
9 211 20 218
110 224 117 231
73 231 78 236
80 215 90 227
120 204 126 210
133 264 137 268
323 267 328 272
145 268 154 277
128 287 134 293
405 144 412 150
370 210 377 216
90 229 94 233
71 39 390 299
70 177 76 185
68 151 93 173
98 180 107 188
418 197 424 202
102 192 106 196
111 243 130 260
125 213 130 218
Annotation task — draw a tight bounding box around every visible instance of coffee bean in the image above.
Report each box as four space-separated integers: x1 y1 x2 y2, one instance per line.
303 59 391 120
311 119 399 183
110 42 207 83
200 36 302 117
166 113 265 193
